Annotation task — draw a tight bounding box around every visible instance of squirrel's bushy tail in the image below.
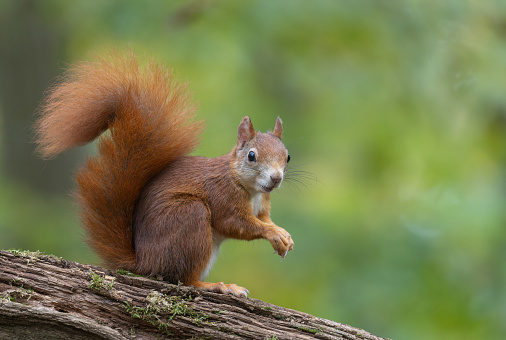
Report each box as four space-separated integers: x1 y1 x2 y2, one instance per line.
35 52 203 270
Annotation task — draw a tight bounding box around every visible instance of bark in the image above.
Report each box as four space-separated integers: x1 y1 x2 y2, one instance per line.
0 250 386 340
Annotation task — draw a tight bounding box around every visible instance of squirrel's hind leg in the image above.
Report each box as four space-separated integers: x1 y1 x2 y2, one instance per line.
134 197 249 297
189 280 249 298
134 198 213 283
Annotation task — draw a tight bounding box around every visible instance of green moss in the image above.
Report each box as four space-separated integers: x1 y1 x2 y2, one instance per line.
1 287 34 302
7 249 43 265
123 291 210 335
2 275 35 302
8 249 41 257
265 336 279 340
10 278 23 285
0 291 15 302
297 326 320 334
216 325 236 335
117 269 144 277
88 269 115 293
6 249 64 266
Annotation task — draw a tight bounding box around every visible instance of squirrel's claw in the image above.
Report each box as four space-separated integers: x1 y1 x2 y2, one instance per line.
265 225 294 260
194 281 249 298
230 285 249 298
238 288 250 298
281 250 288 261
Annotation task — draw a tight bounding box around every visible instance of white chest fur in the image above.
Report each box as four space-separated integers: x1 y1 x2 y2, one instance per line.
250 192 263 217
200 231 226 280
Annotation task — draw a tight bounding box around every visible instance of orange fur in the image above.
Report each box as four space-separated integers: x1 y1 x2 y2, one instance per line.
35 52 202 270
35 52 293 296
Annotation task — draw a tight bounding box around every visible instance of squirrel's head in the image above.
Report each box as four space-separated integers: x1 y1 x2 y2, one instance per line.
231 116 290 194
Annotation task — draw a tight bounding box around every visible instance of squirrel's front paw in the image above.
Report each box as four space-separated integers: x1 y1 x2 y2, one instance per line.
264 226 294 260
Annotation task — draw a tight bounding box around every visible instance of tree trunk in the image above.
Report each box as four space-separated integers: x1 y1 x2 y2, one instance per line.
0 0 79 194
0 250 386 340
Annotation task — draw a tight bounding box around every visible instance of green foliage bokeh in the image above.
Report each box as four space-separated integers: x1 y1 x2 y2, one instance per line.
1 1 505 339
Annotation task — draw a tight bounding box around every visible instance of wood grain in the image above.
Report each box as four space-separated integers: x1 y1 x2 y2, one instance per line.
0 250 386 340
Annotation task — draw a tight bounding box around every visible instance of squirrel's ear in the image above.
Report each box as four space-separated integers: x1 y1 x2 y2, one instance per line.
237 116 256 148
272 117 283 139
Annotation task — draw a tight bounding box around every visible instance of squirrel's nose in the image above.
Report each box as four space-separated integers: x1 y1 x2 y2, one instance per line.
270 174 282 185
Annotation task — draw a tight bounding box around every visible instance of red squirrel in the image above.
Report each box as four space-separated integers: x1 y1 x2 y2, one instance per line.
35 53 294 297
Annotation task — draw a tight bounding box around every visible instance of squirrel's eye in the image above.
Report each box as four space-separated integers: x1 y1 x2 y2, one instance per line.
248 151 256 162
287 154 291 163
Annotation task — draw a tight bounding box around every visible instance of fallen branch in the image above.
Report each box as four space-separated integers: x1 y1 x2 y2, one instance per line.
0 250 386 339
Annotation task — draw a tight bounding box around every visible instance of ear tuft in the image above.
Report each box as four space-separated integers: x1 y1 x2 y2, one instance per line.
237 116 256 148
272 116 283 139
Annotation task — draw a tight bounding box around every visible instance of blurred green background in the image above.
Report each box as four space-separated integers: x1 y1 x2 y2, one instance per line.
1 1 505 339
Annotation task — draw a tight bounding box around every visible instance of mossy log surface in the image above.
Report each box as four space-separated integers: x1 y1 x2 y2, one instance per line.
0 250 386 340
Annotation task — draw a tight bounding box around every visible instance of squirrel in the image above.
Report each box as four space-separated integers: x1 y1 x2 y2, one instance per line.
34 53 294 297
